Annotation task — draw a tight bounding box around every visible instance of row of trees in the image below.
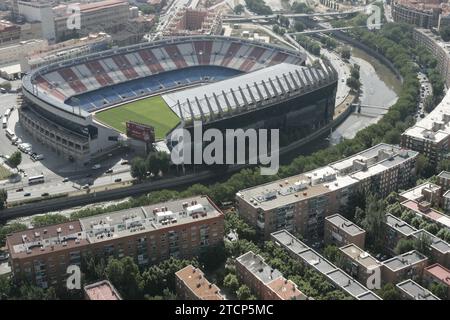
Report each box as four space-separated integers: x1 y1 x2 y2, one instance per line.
244 0 272 15
130 151 170 181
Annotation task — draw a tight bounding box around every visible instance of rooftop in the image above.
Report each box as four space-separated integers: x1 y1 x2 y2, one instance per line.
237 144 417 211
270 230 381 300
382 250 428 271
84 280 122 300
79 196 222 244
385 213 417 236
266 277 307 300
325 214 365 236
339 244 381 269
424 263 450 286
236 251 283 284
396 279 440 300
175 265 224 300
438 171 450 180
162 63 334 122
6 220 89 260
7 196 222 258
412 229 450 254
402 81 450 143
401 199 450 229
399 182 441 202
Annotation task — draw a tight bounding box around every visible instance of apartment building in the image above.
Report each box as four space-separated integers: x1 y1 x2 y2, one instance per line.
385 214 450 268
23 32 112 72
84 280 122 300
324 214 366 249
236 144 418 240
399 182 442 207
270 230 381 300
413 28 450 87
401 199 450 229
0 39 47 70
175 265 224 300
437 171 450 191
18 0 56 41
235 251 307 300
6 195 224 288
381 250 428 284
392 0 441 28
0 20 21 45
385 214 418 254
53 0 129 42
339 244 382 286
423 263 450 299
163 7 222 37
396 279 440 300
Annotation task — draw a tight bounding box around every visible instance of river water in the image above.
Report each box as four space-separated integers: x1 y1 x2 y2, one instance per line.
281 45 402 164
329 46 402 144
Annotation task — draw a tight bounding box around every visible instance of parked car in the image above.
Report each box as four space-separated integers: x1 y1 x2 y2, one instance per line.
0 252 9 261
92 164 101 170
41 192 49 197
105 168 113 174
24 192 31 197
16 188 23 192
62 177 69 183
114 178 122 183
120 159 129 165
82 184 89 189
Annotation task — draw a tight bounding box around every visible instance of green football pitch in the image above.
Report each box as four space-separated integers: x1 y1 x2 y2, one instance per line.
94 95 180 140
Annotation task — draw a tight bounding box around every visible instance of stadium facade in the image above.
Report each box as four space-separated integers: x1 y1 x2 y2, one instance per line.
20 35 337 163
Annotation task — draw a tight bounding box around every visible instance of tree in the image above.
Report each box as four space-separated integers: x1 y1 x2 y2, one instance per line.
377 283 401 300
105 257 142 299
340 47 351 60
429 282 447 299
8 151 21 169
394 238 414 255
323 245 343 266
130 157 147 180
32 214 69 228
440 25 450 42
294 21 305 32
415 154 434 178
413 233 432 257
234 4 244 15
223 273 240 292
236 284 252 300
0 189 7 210
362 195 387 252
423 95 435 113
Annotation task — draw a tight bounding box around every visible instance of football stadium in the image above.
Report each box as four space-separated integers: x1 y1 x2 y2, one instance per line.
20 36 338 163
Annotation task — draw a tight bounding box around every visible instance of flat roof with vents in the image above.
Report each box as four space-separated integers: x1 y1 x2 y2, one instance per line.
396 279 440 300
382 250 428 271
325 214 365 236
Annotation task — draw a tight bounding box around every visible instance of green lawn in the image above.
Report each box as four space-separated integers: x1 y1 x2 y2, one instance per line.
95 95 180 140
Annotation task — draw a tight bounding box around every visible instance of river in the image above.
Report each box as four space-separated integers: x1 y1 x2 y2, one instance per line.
281 44 402 164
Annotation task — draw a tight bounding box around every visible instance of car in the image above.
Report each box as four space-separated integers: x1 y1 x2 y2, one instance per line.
82 184 90 189
0 252 9 261
92 164 101 170
114 178 122 183
24 192 31 197
41 192 49 197
35 154 44 160
105 168 113 174
62 177 69 183
420 113 425 118
120 159 129 165
16 188 23 192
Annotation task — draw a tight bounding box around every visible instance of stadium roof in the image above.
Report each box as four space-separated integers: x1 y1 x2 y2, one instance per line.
162 63 336 123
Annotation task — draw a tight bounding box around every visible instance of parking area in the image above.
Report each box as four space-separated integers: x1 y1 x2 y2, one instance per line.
0 82 135 205
416 72 433 121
